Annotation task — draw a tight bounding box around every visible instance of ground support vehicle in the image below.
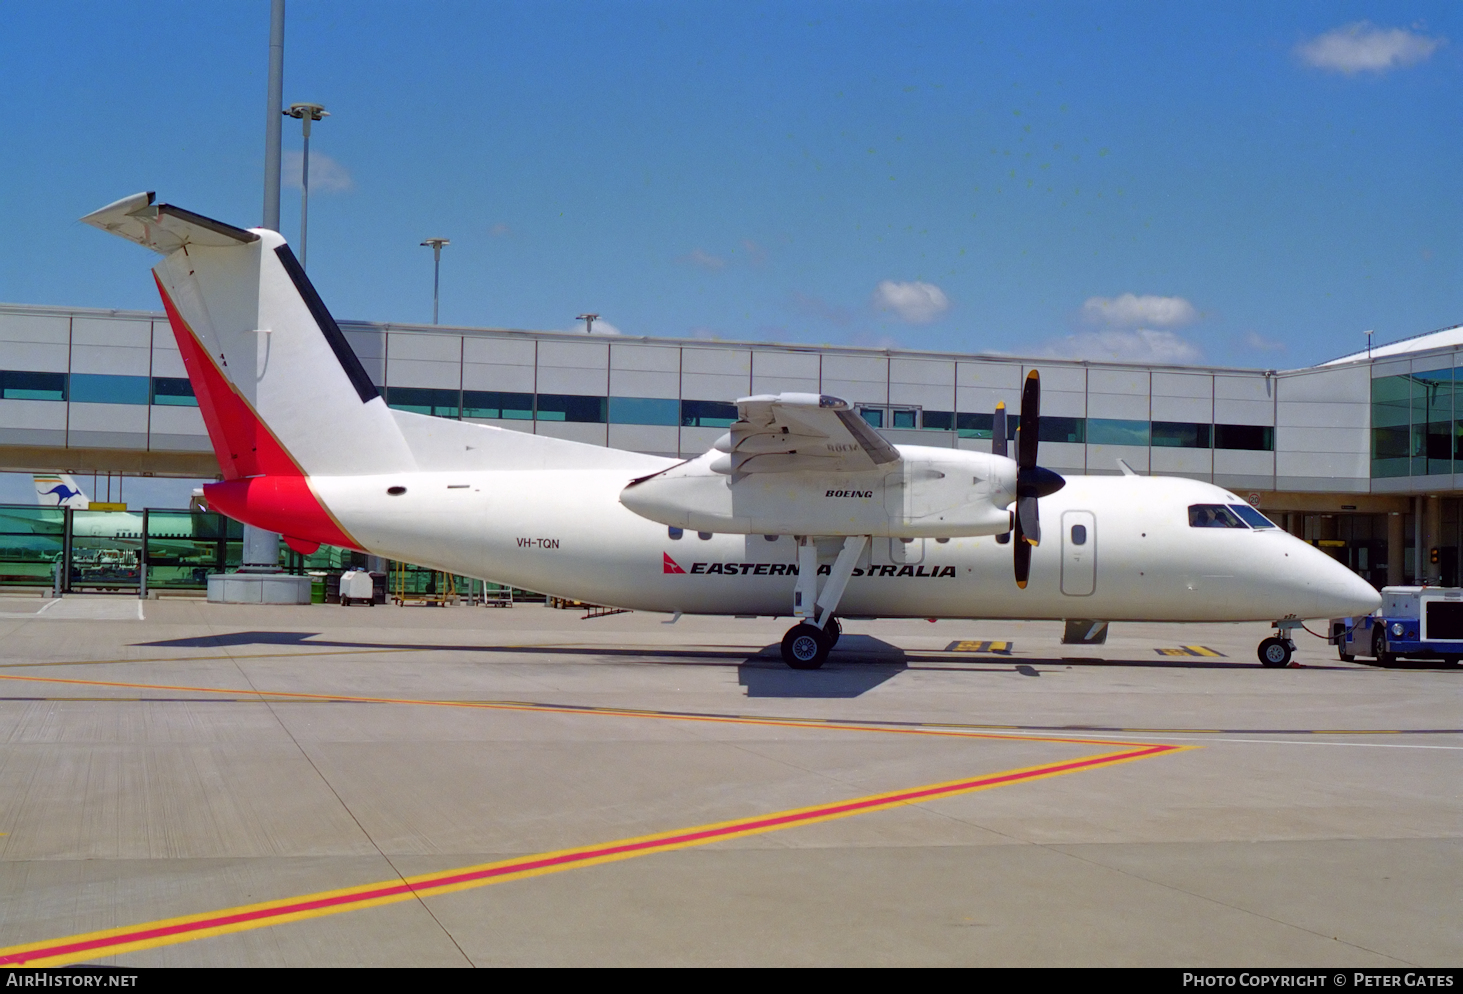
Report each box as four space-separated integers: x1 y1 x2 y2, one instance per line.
1333 585 1463 666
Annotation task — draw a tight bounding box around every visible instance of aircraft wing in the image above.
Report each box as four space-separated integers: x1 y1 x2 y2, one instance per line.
710 393 900 476
80 191 259 255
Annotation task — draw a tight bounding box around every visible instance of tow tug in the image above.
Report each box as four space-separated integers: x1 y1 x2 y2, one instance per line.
1332 585 1463 666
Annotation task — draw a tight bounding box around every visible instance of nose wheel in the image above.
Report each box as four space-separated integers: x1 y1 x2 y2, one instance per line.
1257 637 1294 667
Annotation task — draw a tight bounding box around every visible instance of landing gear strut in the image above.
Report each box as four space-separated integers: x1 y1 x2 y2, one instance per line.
779 536 864 669
1258 619 1299 668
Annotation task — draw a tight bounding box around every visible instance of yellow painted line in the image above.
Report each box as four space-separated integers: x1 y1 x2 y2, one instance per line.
1155 646 1225 658
0 672 1141 747
947 640 1012 654
0 740 1184 967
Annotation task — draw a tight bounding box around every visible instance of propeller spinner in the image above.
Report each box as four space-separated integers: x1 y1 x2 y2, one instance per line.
1008 370 1065 588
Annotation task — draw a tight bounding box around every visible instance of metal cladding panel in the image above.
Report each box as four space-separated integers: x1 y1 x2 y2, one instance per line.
1086 443 1148 474
386 358 460 389
148 405 207 437
1151 395 1212 422
1277 401 1369 429
149 433 214 453
1275 475 1369 494
891 358 955 386
680 425 724 456
1151 371 1213 400
0 312 69 345
957 385 1020 414
821 354 888 404
463 336 535 366
682 348 750 400
1213 399 1275 425
150 330 187 378
70 344 151 377
539 340 610 369
752 350 820 395
0 428 67 447
956 436 994 453
1086 391 1149 420
72 316 150 349
1040 440 1086 472
1032 364 1086 393
536 350 609 395
1041 390 1087 418
611 343 680 372
1215 374 1274 401
1151 446 1213 478
889 382 956 408
0 398 67 431
1213 472 1275 491
0 341 71 373
608 423 679 456
534 420 607 445
65 431 150 450
957 361 1024 389
610 369 681 398
1280 364 1369 403
1276 449 1369 480
388 332 461 363
1213 448 1275 479
68 402 148 435
1372 358 1411 378
341 329 386 385
463 362 535 393
1087 368 1147 395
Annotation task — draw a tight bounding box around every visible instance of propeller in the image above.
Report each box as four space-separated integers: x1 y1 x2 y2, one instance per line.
1008 370 1066 589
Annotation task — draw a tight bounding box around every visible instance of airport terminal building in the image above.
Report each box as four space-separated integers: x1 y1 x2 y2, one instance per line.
1 300 1460 590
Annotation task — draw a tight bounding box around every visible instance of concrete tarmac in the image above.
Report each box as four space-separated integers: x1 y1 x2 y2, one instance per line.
0 596 1457 967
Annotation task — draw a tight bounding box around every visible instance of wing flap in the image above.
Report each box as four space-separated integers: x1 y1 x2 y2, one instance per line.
713 393 900 476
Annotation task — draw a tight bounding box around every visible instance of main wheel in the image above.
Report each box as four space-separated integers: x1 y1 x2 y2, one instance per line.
825 615 842 648
1372 627 1396 666
1258 637 1292 668
781 624 830 670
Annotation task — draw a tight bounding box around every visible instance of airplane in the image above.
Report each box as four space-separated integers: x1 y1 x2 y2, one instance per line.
16 473 211 559
82 192 1381 668
34 473 89 509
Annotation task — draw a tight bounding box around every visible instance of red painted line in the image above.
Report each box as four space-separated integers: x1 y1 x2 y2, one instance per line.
0 743 1173 965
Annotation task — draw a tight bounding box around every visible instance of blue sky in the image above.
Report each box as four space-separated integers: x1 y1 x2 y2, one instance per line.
0 1 1457 370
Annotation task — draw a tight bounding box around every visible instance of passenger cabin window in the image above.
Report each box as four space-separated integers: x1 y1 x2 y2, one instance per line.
1187 504 1248 528
1070 524 1087 545
1228 504 1276 529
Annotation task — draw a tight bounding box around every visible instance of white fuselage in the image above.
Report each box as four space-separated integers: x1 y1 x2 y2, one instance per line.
309 468 1380 622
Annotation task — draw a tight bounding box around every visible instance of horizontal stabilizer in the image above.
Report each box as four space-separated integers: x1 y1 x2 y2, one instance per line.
81 192 259 255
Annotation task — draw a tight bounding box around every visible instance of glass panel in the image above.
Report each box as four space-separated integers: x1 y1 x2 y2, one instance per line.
1151 421 1211 448
1371 374 1412 478
1229 504 1276 528
70 509 144 588
462 390 533 419
69 373 149 405
384 386 460 418
1414 368 1454 475
891 409 917 429
680 400 738 428
144 510 233 588
535 394 606 423
608 396 680 426
1088 418 1150 446
1038 416 1085 443
150 376 197 406
0 505 66 586
1070 523 1087 546
859 408 884 428
0 370 67 401
1188 504 1248 528
1213 424 1274 451
955 412 1020 439
921 411 953 430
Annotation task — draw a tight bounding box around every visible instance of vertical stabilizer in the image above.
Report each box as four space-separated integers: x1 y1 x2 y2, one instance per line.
33 474 89 509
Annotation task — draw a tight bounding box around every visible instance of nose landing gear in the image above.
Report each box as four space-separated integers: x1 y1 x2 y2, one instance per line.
1258 619 1300 668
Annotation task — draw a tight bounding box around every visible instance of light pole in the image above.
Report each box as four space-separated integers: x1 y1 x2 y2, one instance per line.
421 238 450 324
1366 329 1374 359
284 102 328 268
577 313 599 335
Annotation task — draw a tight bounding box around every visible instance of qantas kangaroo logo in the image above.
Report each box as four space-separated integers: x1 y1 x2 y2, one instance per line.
663 553 686 574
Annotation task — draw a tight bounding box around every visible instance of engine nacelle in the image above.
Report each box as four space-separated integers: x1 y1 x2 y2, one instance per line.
620 444 1017 538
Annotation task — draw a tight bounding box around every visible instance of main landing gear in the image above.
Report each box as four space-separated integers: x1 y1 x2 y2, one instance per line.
779 536 862 669
1258 619 1300 668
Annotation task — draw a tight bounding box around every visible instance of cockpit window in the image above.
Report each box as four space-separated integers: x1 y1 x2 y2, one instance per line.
1228 504 1276 529
1188 504 1248 528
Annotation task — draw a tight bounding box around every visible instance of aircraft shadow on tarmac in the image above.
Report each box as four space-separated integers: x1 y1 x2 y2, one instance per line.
132 630 1430 674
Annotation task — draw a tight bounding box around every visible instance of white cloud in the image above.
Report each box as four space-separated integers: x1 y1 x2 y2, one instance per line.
1045 329 1201 364
488 223 512 237
741 239 767 266
872 280 950 324
684 248 726 270
563 318 621 336
1297 22 1444 74
283 150 353 193
1243 331 1287 353
1082 293 1197 329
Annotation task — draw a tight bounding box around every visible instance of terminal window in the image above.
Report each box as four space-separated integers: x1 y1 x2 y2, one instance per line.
1087 418 1150 447
0 370 66 402
1213 424 1274 451
69 373 149 406
385 386 460 419
536 393 607 423
681 400 738 428
462 390 533 420
150 377 197 407
608 397 680 426
1151 421 1211 448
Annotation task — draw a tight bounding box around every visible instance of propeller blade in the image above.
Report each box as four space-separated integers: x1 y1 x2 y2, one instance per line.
1013 511 1031 588
1017 369 1040 469
1018 495 1040 547
991 401 1007 459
